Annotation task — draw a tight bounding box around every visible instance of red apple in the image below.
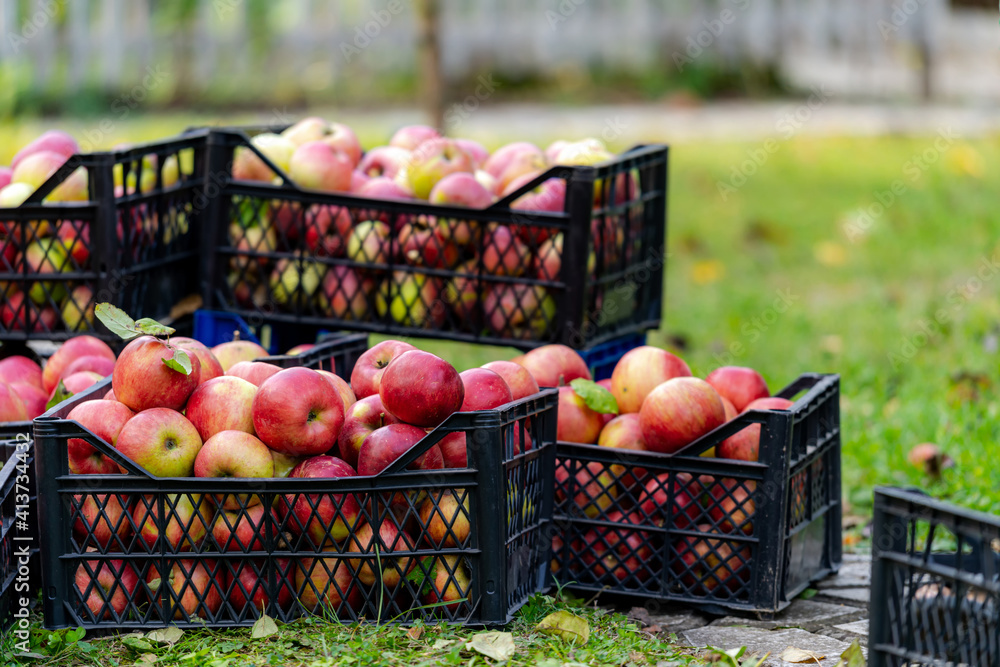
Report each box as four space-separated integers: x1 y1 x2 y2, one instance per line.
481 360 539 400
271 450 303 478
185 376 258 441
42 335 115 393
211 502 274 552
407 138 475 200
555 461 617 518
350 340 417 399
289 140 353 193
61 354 115 381
637 473 706 529
280 456 362 545
378 350 464 427
482 224 528 277
228 558 294 615
194 431 275 510
66 399 134 474
483 142 543 179
611 346 692 414
439 432 468 468
459 368 513 411
418 489 471 548
112 336 201 412
708 480 756 535
132 493 212 550
673 527 751 594
357 423 443 475
325 123 363 166
421 555 471 612
357 175 412 201
296 552 362 615
211 339 269 372
639 378 726 455
705 366 770 412
580 511 653 583
0 382 28 422
428 172 493 208
454 139 489 168
556 386 603 444
172 337 225 385
390 125 441 151
12 130 78 170
518 344 591 388
358 147 411 180
252 367 345 456
75 559 139 620
115 408 203 477
227 360 283 387
597 413 648 489
317 370 356 414
347 520 416 588
72 493 131 549
716 397 794 462
147 559 222 620
317 264 375 320
55 371 104 399
11 381 46 419
337 395 400 468
484 283 555 341
0 355 43 390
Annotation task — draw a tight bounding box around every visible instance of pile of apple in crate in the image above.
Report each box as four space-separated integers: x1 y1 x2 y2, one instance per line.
32 310 559 628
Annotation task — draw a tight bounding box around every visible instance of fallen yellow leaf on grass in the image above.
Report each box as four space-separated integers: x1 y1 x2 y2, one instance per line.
814 241 847 267
466 631 515 661
948 145 984 179
691 260 725 285
406 626 423 641
780 646 825 663
535 610 590 644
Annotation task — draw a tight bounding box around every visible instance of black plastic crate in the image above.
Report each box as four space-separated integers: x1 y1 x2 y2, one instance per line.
0 131 208 343
0 438 37 635
552 373 841 616
578 332 645 381
193 309 345 357
869 487 1000 667
33 371 557 630
258 331 367 379
199 127 667 350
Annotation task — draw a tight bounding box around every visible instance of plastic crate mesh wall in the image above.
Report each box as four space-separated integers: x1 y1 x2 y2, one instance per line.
552 374 841 615
870 488 1000 667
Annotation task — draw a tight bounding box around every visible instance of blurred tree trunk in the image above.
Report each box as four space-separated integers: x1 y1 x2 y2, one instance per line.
415 0 444 131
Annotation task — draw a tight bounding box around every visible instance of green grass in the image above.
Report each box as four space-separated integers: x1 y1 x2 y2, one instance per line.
3 112 997 662
4 593 698 666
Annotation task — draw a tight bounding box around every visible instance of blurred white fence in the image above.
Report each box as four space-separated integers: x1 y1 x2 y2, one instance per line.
0 0 995 101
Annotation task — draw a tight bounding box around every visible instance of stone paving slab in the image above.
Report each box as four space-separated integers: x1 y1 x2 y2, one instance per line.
817 588 870 604
816 561 871 590
709 600 864 631
834 620 869 636
682 627 860 666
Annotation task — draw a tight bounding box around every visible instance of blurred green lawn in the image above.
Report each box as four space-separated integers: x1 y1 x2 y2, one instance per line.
4 114 997 518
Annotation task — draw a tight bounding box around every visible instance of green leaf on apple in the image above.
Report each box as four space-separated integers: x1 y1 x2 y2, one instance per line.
46 380 74 411
405 557 435 596
570 379 619 415
135 318 176 337
95 303 140 340
162 348 192 375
